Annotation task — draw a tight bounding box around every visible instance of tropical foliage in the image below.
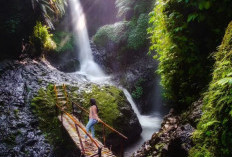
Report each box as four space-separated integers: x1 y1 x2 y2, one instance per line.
115 0 136 18
190 21 232 157
0 0 67 59
31 0 67 29
30 21 56 53
94 0 154 53
148 0 232 107
127 14 149 50
93 22 129 48
31 84 61 145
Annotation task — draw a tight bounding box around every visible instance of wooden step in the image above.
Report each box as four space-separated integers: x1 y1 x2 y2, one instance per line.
58 101 67 105
57 93 64 96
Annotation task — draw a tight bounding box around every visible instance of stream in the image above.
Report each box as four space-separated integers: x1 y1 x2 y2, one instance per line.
69 0 165 156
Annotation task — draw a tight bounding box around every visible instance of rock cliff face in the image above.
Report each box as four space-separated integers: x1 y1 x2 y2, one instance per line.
131 99 202 157
91 41 159 114
0 58 141 156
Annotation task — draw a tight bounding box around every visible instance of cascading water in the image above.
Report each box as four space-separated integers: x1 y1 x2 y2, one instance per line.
123 83 164 156
69 0 165 156
69 0 105 80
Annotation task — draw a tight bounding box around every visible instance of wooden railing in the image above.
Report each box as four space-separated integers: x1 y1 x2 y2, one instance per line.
56 104 102 156
73 102 128 140
54 84 128 157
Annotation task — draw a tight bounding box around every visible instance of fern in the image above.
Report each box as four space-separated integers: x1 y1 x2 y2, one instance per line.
31 0 67 29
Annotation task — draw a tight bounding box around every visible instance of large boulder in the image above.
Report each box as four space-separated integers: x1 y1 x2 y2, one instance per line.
66 84 142 148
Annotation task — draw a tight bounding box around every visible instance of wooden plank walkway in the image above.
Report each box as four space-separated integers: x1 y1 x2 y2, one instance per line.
58 114 116 157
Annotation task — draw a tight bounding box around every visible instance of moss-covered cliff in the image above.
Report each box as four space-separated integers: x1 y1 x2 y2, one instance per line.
189 21 232 157
148 0 232 108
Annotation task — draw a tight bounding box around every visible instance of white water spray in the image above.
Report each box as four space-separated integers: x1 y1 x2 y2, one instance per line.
123 89 163 156
69 0 105 79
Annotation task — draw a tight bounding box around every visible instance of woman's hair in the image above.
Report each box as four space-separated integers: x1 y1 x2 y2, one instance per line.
90 98 98 113
90 98 96 106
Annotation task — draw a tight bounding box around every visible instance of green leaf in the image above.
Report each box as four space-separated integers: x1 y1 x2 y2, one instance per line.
226 72 232 77
206 131 211 136
187 13 198 22
198 1 211 10
229 110 232 117
217 77 232 85
204 1 211 9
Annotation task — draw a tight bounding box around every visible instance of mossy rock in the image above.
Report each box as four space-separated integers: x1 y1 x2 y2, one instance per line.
93 21 129 49
52 31 75 53
32 83 142 152
67 84 142 148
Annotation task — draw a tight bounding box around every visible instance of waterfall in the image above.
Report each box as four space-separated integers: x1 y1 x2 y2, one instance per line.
69 0 105 78
68 0 165 156
123 88 163 156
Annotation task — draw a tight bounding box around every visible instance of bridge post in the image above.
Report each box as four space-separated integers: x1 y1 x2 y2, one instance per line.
75 124 85 156
98 147 102 157
120 138 124 157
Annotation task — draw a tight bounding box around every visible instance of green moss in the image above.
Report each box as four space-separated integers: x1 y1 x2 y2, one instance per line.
132 78 145 99
190 21 232 157
93 21 129 48
14 109 19 118
81 85 121 125
31 84 62 145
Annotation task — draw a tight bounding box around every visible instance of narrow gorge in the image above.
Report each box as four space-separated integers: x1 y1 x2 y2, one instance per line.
1 0 232 157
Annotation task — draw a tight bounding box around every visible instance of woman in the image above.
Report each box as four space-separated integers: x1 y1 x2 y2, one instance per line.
85 98 100 140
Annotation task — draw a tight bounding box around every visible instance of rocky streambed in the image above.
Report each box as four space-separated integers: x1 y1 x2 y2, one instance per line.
131 100 203 157
0 58 141 156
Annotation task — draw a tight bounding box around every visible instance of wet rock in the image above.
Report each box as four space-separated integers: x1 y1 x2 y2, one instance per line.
56 59 80 73
91 41 161 114
131 100 203 157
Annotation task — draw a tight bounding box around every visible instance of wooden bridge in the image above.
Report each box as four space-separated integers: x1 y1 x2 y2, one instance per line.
54 84 128 157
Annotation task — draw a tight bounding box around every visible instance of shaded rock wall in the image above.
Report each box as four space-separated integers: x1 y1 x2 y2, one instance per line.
0 0 36 60
91 40 160 114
